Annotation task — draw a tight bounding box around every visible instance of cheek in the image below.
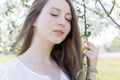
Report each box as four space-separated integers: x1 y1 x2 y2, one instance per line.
47 16 56 24
42 16 56 29
66 24 71 34
37 16 53 28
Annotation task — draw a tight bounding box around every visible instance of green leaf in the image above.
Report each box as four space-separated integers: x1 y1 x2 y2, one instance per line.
77 9 81 13
26 0 29 2
0 20 2 23
5 11 9 16
119 13 120 17
95 0 99 5
86 31 91 37
78 15 84 19
11 21 16 28
21 0 25 5
80 73 86 80
79 69 86 80
86 77 91 80
83 62 87 68
76 68 85 78
86 23 92 28
88 67 98 74
76 62 88 80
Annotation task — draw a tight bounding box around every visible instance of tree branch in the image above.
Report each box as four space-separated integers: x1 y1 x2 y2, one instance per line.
109 0 115 14
98 0 120 28
82 0 88 40
73 0 120 28
73 0 105 18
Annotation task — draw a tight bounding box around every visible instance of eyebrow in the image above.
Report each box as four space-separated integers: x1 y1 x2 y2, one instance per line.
50 7 61 12
50 7 72 15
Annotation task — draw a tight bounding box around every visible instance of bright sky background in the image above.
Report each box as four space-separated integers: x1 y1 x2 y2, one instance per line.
0 0 4 5
89 27 119 46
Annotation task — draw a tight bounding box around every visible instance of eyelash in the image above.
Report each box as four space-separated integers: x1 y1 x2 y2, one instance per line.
51 13 58 16
51 13 71 22
66 18 71 22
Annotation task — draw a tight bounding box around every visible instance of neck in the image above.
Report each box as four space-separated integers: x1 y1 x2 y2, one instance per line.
20 34 55 63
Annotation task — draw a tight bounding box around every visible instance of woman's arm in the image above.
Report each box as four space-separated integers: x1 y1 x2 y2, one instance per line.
83 40 99 80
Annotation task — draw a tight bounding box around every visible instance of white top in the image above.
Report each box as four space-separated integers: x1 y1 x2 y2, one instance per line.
0 58 69 80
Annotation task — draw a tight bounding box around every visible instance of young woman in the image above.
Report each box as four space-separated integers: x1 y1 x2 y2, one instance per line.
0 0 98 80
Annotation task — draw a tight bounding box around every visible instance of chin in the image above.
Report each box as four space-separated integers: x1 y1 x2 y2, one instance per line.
48 36 66 45
51 39 64 44
53 40 63 44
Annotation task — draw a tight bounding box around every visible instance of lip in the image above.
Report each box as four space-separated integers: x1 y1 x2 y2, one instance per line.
53 30 64 36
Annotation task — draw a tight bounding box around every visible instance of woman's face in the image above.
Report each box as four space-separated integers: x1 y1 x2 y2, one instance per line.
34 0 72 44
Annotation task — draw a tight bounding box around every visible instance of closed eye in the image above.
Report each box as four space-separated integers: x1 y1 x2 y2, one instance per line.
66 18 72 22
49 8 59 17
65 14 72 22
50 13 58 17
65 16 72 22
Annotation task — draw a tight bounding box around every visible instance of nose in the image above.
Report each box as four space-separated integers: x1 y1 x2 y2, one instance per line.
58 18 66 27
59 23 65 27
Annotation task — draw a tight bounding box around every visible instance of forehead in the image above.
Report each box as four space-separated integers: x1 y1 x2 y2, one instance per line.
43 0 71 13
